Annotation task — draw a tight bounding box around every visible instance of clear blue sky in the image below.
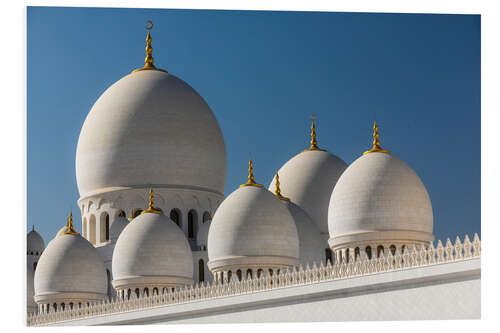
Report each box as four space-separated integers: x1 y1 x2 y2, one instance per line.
27 7 480 244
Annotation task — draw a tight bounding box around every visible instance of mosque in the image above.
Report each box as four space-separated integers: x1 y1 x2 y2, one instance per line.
26 22 481 324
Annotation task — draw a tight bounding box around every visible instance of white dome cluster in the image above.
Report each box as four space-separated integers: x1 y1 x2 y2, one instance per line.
27 24 437 315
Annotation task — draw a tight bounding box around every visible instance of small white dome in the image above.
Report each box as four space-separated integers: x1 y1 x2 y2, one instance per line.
76 70 227 199
208 186 299 272
112 211 193 290
34 233 107 305
269 150 348 236
109 216 130 241
27 227 45 255
196 220 211 248
282 201 325 266
328 152 434 249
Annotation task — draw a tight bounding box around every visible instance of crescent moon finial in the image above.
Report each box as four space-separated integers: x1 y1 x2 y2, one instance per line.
145 20 153 31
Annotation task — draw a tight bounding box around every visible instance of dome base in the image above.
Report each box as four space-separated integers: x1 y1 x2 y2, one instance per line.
207 255 299 273
112 275 193 291
329 230 435 251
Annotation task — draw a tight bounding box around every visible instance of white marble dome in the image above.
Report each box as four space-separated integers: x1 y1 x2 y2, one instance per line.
269 150 348 236
282 201 324 266
112 211 193 291
328 152 434 250
109 216 130 241
76 69 227 199
207 186 299 274
27 228 45 255
34 233 107 305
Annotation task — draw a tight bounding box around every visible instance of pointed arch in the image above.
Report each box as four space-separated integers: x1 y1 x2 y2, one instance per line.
89 215 96 245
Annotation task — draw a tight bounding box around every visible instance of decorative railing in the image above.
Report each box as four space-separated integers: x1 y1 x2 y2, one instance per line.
27 234 481 326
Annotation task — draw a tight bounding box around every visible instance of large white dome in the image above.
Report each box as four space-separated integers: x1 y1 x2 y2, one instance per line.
269 150 348 235
34 234 107 305
112 210 193 290
76 69 227 199
207 186 299 273
328 152 434 249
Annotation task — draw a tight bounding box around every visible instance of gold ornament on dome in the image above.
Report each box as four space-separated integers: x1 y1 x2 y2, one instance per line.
61 211 79 236
274 172 290 201
132 20 167 73
363 120 391 155
240 159 264 188
142 188 163 214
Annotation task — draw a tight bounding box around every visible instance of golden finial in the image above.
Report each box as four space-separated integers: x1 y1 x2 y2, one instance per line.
274 172 290 201
363 120 391 155
61 211 79 236
240 159 264 188
142 187 163 214
306 115 325 151
132 20 167 73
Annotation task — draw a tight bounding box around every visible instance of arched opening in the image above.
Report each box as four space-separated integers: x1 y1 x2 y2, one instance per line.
89 215 96 245
53 303 57 312
135 288 140 298
69 302 73 310
106 269 112 299
269 269 273 276
390 244 397 256
237 269 242 281
345 248 350 263
33 262 37 271
202 211 211 223
99 212 109 243
377 245 384 258
355 247 360 260
188 210 198 239
365 246 372 259
325 248 332 265
198 259 205 282
227 270 232 282
61 303 65 311
257 269 263 278
170 209 181 227
144 288 149 297
401 244 406 253
132 209 142 218
246 269 253 279
82 217 87 239
127 289 131 300
153 287 158 296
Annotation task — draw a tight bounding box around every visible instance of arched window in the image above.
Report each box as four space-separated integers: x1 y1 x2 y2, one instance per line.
127 289 131 300
53 303 57 312
69 302 73 310
246 269 253 279
153 287 158 296
345 248 350 263
257 269 263 278
325 248 332 265
170 209 181 227
365 246 372 259
106 269 112 299
61 303 65 311
355 247 360 260
82 217 87 239
237 269 242 281
144 288 149 297
202 211 211 223
188 210 197 239
100 212 109 243
377 245 384 258
269 269 273 276
390 245 396 256
198 259 205 282
227 270 232 282
105 214 109 241
30 251 33 255
135 288 140 298
89 215 96 245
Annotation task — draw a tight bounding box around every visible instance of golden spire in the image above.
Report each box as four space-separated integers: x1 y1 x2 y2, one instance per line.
132 20 167 73
274 172 290 201
240 159 264 188
142 187 163 214
306 115 324 151
363 120 391 155
61 211 79 236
